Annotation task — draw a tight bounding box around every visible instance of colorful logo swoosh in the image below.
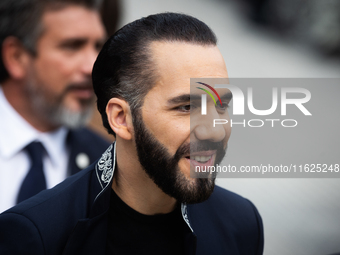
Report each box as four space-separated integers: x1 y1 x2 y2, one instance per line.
196 82 223 106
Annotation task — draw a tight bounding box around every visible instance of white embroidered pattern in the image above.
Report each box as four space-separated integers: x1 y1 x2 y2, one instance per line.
181 203 193 232
97 144 113 184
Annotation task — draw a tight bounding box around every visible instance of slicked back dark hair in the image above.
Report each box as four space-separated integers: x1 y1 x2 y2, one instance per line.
92 12 217 136
0 0 103 82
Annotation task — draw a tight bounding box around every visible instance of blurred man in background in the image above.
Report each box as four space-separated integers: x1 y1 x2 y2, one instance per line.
0 0 119 212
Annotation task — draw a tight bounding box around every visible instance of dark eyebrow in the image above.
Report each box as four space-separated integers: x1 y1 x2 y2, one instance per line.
220 92 233 101
58 38 87 47
167 92 232 105
167 94 200 105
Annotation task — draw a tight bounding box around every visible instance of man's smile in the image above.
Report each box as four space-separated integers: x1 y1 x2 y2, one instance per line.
185 150 217 168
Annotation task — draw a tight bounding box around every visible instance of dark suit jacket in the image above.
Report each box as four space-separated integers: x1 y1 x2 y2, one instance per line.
66 127 110 175
0 143 264 255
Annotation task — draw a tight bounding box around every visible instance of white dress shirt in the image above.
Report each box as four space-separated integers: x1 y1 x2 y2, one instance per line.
0 87 69 213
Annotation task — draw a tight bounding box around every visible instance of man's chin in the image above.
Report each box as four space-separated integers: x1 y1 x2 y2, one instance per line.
51 105 93 129
172 176 216 204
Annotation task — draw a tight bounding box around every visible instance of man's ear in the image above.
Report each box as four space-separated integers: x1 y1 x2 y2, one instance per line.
106 98 133 140
2 36 31 80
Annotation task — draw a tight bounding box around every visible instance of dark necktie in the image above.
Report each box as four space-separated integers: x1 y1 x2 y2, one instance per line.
17 141 47 204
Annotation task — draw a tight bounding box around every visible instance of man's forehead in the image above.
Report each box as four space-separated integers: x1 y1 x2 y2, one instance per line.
40 5 104 38
147 41 227 98
150 41 227 75
149 40 219 62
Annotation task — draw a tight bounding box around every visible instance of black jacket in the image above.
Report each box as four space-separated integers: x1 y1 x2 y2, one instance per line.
0 143 263 255
66 127 111 175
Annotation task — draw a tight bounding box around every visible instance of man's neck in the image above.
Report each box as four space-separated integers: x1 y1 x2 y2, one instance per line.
1 80 59 132
112 140 177 215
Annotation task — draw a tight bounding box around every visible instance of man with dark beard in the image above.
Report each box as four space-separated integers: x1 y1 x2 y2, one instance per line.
0 13 264 255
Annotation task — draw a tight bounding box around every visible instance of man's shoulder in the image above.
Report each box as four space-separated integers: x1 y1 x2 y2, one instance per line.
3 164 94 217
206 185 254 208
0 143 115 255
0 165 97 254
189 185 260 221
188 185 264 255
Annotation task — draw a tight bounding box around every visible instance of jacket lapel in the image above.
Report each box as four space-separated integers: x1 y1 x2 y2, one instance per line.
62 144 115 255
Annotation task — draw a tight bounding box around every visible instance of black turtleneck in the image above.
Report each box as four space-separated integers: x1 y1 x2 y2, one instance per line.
105 189 188 255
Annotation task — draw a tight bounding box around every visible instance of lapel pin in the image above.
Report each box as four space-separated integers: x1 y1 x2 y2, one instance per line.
75 153 90 169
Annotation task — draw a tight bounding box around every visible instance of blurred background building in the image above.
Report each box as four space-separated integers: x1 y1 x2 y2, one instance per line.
90 0 340 254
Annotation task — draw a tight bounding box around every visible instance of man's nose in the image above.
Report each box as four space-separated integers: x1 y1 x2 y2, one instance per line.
193 106 228 142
